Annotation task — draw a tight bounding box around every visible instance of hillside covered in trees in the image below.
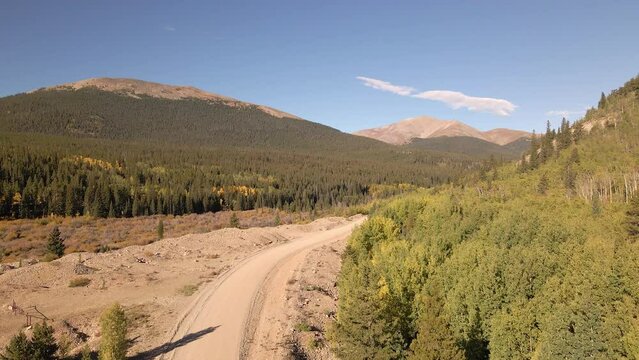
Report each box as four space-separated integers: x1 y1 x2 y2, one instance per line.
332 75 639 359
0 81 491 219
405 136 529 160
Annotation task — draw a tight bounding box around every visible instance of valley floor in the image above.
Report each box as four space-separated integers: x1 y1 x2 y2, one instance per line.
0 215 363 358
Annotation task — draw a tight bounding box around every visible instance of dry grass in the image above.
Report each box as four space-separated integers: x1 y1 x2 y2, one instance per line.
0 209 310 262
177 284 199 296
69 277 91 287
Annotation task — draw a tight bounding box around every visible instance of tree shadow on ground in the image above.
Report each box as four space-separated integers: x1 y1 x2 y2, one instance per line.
128 326 220 359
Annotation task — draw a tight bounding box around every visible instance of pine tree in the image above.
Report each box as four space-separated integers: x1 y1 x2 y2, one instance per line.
572 122 584 143
592 192 602 216
0 332 31 360
31 322 58 360
331 261 403 359
557 118 572 150
81 345 92 360
569 148 580 164
598 92 607 109
410 295 463 360
99 303 128 360
47 226 65 258
157 219 164 240
229 213 240 228
625 195 639 242
529 130 539 169
537 174 549 195
539 121 554 162
132 196 140 217
563 165 576 195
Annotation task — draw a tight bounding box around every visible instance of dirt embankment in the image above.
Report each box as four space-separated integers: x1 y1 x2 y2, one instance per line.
246 231 349 359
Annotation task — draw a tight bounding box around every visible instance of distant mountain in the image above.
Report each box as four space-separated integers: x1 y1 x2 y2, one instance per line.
406 136 530 159
0 77 391 152
354 116 530 145
37 77 300 119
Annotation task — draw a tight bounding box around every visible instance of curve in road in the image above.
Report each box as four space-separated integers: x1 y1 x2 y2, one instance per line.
162 216 365 360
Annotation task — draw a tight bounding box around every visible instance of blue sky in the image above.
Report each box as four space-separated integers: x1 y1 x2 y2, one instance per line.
1 1 638 133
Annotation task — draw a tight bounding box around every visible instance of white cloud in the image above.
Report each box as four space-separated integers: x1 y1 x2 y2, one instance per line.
356 76 415 96
545 110 585 119
164 26 176 32
356 75 517 116
413 90 517 116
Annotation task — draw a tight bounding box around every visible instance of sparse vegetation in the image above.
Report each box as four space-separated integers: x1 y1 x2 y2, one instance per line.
178 284 199 296
41 253 58 262
295 322 312 332
69 277 91 288
0 208 309 261
307 338 322 350
81 345 92 360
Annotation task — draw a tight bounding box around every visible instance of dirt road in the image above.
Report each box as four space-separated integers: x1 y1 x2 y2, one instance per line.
163 215 365 359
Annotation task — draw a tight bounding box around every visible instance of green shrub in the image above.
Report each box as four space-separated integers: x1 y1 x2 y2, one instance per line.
69 277 91 287
81 344 92 360
41 253 58 262
229 213 240 228
295 322 312 332
308 338 322 349
177 284 199 296
157 219 164 240
99 303 128 360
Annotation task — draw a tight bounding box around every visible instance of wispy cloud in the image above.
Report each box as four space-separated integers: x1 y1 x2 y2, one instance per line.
545 110 585 119
164 26 176 32
356 76 415 96
413 90 517 116
356 76 516 116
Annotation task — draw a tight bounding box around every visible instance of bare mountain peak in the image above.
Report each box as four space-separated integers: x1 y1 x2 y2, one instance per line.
38 77 300 119
355 116 530 145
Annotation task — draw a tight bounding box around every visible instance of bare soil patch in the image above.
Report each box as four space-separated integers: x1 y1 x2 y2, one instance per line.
0 215 350 357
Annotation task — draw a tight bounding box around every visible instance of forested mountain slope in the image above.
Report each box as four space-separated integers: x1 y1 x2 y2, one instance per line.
0 80 384 152
405 136 529 160
0 79 490 220
332 75 639 359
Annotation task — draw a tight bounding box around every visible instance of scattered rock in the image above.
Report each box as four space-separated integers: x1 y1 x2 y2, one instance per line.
74 263 97 275
0 264 16 272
